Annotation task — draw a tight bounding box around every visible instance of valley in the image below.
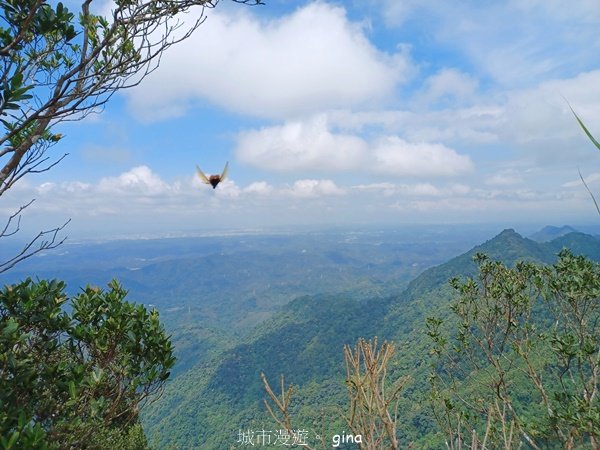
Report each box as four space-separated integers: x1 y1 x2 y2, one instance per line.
2 224 599 448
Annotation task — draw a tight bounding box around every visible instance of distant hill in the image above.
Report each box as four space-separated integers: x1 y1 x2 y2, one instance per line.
403 228 555 302
0 231 473 332
547 231 600 260
529 225 578 242
142 228 600 448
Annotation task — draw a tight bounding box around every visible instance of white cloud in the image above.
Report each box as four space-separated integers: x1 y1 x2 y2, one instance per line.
37 181 92 195
97 166 172 196
449 183 471 195
373 137 474 177
328 107 502 144
352 182 397 197
322 68 600 168
236 115 474 177
243 181 274 195
563 172 600 188
352 181 471 198
486 170 524 187
501 70 600 145
5 162 598 238
126 3 412 121
236 115 367 172
416 68 479 107
400 183 442 196
377 0 600 88
285 179 346 199
215 180 242 199
376 0 427 27
507 0 600 25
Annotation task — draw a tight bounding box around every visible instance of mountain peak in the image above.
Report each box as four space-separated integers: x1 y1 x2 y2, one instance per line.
497 228 521 238
479 228 526 248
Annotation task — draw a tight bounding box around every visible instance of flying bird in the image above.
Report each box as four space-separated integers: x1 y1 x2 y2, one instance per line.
196 161 229 189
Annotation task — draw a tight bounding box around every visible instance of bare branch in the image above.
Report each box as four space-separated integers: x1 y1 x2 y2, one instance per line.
343 338 410 450
261 372 323 450
0 0 263 197
0 200 70 273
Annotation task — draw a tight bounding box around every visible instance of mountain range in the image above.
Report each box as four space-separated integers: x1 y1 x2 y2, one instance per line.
140 228 600 448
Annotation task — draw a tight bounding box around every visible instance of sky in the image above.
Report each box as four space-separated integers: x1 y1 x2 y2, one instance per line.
4 0 600 240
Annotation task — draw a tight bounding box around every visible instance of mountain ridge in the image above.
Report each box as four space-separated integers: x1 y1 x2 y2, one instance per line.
529 224 579 242
142 228 600 448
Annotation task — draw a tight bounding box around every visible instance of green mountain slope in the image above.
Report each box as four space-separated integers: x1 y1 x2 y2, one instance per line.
2 232 470 333
547 231 600 259
142 229 600 448
402 229 554 302
144 293 394 449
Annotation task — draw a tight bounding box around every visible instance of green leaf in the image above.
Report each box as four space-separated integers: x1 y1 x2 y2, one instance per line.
10 72 23 89
68 380 77 399
570 105 600 151
4 431 19 450
91 367 103 383
2 317 19 336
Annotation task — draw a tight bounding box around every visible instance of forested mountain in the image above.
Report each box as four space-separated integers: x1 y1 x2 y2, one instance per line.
142 228 600 448
3 226 596 447
529 225 579 242
1 229 478 332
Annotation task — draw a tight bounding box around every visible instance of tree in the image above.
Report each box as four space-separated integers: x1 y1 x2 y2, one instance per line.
0 0 261 272
0 278 175 449
427 251 600 449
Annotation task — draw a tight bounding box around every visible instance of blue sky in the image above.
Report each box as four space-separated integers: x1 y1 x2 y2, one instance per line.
4 0 600 239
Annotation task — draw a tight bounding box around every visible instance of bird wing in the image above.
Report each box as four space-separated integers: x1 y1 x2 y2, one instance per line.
195 165 210 184
220 161 229 181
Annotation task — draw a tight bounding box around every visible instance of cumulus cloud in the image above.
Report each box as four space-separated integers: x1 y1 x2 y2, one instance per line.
243 181 274 195
236 116 474 177
97 166 172 196
126 3 412 121
214 180 242 199
37 181 92 195
8 167 350 226
352 182 471 197
327 107 502 144
5 162 596 238
322 68 600 167
236 116 367 172
285 179 346 198
486 170 524 186
377 0 600 89
352 182 397 197
563 172 600 188
372 137 474 177
501 70 600 146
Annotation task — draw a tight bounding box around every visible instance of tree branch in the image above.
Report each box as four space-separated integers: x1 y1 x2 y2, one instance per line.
0 200 70 273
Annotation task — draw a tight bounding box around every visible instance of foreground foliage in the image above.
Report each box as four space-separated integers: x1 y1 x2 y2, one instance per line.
262 338 408 450
0 279 175 449
429 250 600 449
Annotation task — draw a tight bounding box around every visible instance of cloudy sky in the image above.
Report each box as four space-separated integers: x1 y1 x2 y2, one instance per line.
4 0 600 239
